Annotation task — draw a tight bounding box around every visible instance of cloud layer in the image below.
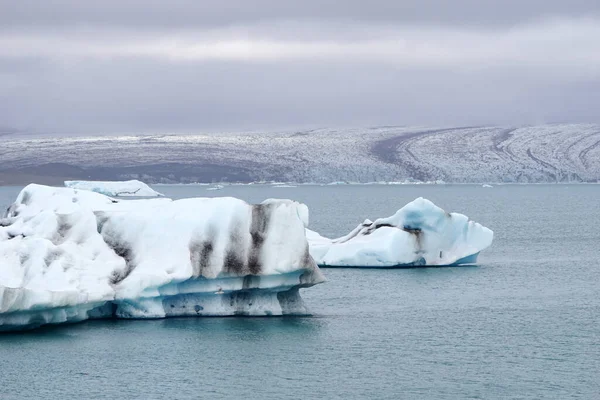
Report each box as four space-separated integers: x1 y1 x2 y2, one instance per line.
1 1 599 133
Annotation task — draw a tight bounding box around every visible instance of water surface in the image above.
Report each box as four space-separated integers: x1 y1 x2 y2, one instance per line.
1 184 599 399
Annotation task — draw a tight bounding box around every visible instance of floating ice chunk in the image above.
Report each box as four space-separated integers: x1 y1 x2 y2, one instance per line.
307 197 493 267
0 184 323 331
64 180 163 197
206 184 225 191
482 184 493 188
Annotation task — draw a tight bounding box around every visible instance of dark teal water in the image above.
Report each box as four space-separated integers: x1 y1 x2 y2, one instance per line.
1 184 599 399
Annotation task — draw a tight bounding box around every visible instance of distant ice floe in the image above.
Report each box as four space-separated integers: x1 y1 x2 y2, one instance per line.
206 184 225 191
0 184 324 331
482 184 493 188
321 180 447 186
307 198 493 268
64 180 163 197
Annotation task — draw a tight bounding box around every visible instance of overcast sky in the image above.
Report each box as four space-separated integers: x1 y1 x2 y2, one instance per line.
1 0 599 134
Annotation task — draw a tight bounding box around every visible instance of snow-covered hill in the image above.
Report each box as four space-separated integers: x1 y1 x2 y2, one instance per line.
1 124 599 183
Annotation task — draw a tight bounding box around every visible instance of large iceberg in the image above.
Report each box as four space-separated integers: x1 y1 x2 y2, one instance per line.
0 184 324 331
64 180 163 197
307 198 493 267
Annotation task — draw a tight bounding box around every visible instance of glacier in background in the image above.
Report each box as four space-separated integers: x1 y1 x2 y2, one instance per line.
0 124 599 184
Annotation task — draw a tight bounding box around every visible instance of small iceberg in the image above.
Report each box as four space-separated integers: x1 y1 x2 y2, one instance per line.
206 184 225 191
0 184 324 331
482 184 493 188
307 198 493 268
64 180 163 197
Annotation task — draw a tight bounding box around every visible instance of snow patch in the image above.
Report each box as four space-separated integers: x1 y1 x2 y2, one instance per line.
64 180 163 197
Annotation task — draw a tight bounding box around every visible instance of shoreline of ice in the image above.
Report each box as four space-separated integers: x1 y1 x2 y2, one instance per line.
150 181 600 187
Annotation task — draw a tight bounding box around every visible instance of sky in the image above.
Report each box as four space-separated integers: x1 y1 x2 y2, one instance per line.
1 0 599 134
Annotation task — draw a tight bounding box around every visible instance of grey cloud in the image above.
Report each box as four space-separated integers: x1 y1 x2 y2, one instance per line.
0 1 599 134
2 57 598 134
1 0 599 30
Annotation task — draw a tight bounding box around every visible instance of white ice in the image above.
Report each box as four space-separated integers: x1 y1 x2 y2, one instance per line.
0 184 324 331
206 184 225 191
307 197 493 267
64 180 164 197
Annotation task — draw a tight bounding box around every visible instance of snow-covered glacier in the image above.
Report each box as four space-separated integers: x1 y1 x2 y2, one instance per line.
1 124 599 184
307 198 493 267
64 180 163 197
0 185 324 331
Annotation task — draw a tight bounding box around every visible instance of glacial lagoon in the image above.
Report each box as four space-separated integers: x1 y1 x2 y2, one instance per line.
1 184 599 399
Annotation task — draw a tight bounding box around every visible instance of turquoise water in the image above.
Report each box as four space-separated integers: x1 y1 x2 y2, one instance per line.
1 184 599 399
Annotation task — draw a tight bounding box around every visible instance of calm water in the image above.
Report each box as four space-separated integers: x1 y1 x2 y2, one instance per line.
1 184 599 399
